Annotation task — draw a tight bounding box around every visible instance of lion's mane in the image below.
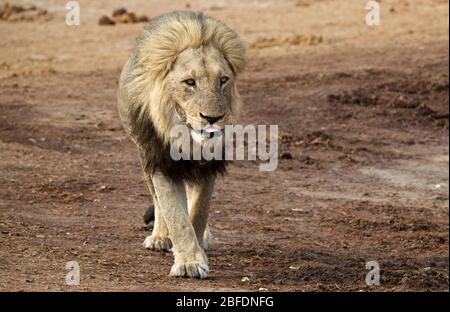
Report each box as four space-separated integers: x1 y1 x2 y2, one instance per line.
121 11 246 182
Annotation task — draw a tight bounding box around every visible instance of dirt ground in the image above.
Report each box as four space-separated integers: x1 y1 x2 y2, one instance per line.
0 0 448 291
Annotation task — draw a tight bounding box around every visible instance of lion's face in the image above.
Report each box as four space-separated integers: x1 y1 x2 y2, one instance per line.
167 45 235 143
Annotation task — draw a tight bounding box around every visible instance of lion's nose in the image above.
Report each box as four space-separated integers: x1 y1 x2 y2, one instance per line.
199 113 224 125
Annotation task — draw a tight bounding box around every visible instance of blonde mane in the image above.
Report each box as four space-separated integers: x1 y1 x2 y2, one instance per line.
125 11 246 145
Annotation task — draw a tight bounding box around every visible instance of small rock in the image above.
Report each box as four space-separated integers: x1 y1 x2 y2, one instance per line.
36 8 47 16
96 121 106 128
241 276 250 282
114 12 136 23
281 152 293 160
98 15 115 25
136 15 150 23
112 7 127 17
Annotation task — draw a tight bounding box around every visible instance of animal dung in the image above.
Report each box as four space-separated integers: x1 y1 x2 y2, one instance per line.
99 7 150 26
136 15 150 23
98 15 115 26
114 12 137 24
281 152 293 159
112 7 127 17
0 2 50 22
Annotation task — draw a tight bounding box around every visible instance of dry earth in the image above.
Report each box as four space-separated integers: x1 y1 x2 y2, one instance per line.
0 0 448 291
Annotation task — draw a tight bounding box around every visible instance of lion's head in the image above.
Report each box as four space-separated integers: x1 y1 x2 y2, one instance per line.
127 11 246 146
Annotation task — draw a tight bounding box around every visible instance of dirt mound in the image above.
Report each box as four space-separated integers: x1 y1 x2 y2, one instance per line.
0 2 50 22
0 0 448 292
99 7 150 25
280 131 332 151
250 34 323 49
328 75 449 129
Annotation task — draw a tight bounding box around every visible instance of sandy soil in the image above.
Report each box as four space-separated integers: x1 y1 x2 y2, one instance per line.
0 0 448 291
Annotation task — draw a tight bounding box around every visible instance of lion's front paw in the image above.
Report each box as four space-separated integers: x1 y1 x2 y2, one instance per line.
170 249 209 279
143 235 172 252
170 261 209 279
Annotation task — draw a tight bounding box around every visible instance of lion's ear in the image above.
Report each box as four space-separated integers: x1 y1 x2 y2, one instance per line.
203 18 247 75
223 39 247 75
138 33 190 81
220 34 247 75
138 13 204 80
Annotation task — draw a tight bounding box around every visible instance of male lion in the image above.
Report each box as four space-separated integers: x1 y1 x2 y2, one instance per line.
117 11 246 278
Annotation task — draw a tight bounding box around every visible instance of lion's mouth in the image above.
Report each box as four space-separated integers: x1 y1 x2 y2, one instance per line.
201 125 223 139
188 124 223 139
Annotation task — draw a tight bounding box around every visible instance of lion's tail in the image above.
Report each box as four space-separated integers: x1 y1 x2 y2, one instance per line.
143 204 155 224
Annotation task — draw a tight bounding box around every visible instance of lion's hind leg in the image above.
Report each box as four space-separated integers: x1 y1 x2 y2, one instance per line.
143 203 155 224
202 224 213 251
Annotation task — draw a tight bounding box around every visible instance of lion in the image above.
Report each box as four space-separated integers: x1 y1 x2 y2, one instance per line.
117 11 246 278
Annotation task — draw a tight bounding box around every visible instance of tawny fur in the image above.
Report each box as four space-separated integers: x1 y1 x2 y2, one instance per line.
117 11 246 279
120 11 245 145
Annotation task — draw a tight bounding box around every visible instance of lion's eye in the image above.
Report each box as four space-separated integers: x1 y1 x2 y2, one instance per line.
183 79 196 87
220 76 229 84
